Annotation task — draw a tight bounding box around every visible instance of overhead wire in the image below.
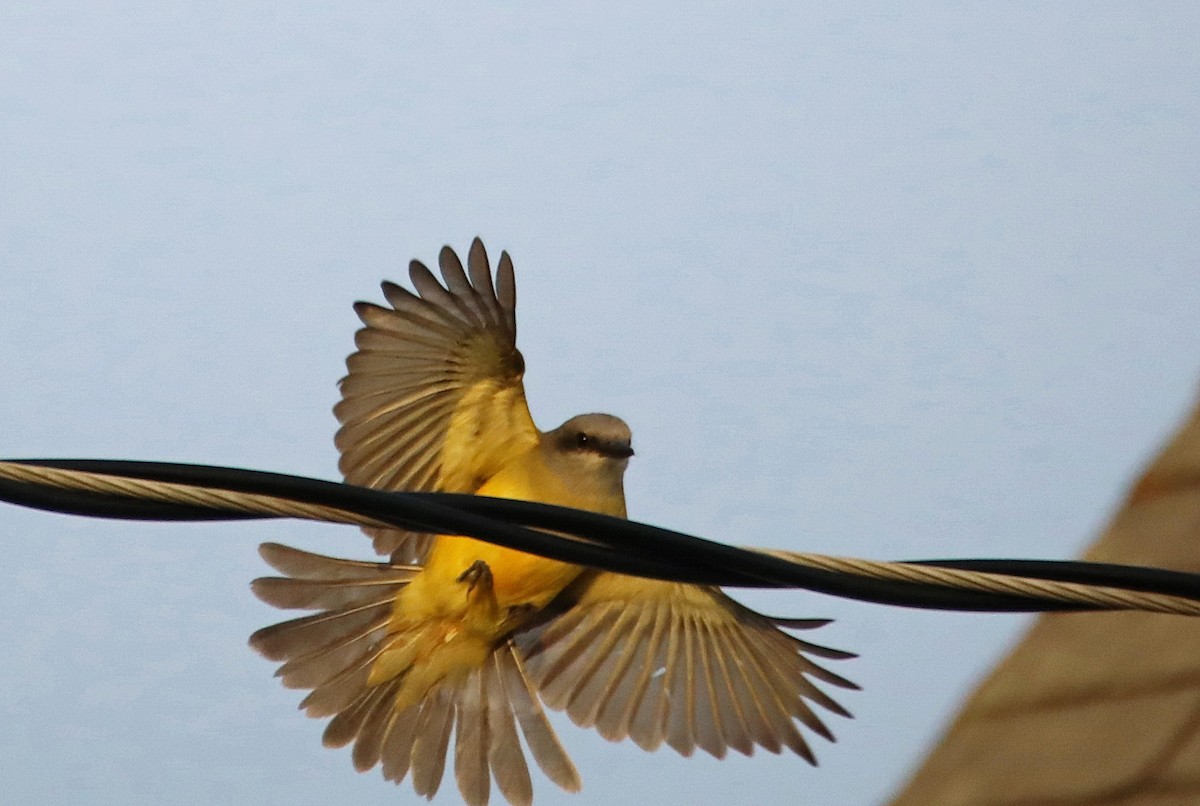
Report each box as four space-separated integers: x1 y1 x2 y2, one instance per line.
3 458 1200 616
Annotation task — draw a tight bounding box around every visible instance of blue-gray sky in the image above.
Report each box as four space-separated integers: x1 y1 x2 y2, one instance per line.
2 3 1198 805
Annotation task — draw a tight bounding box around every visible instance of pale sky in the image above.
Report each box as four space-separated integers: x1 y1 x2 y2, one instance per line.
2 3 1198 805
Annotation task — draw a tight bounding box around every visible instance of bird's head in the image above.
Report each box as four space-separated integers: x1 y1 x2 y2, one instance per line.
543 413 634 496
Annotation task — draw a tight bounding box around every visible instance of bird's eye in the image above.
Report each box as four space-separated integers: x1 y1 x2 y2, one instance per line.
575 432 590 447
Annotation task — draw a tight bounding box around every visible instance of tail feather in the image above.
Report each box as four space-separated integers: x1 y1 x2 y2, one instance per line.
250 542 580 806
352 681 402 771
411 686 454 798
456 671 490 806
484 656 534 806
495 645 581 794
324 682 391 748
380 703 421 783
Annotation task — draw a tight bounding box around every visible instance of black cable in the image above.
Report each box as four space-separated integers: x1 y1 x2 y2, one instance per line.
0 460 969 604
0 460 710 585
4 459 1013 611
0 465 1026 613
3 458 1195 613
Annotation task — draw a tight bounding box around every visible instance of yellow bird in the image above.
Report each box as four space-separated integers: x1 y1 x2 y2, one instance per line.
249 238 856 806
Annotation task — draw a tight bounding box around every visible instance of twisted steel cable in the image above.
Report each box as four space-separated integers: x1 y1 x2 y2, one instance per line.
4 458 1200 617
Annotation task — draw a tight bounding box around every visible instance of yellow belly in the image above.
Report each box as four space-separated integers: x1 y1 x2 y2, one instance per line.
425 533 578 609
420 448 617 612
374 445 626 705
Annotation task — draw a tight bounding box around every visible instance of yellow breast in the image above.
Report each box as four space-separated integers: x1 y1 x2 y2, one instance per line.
420 445 619 612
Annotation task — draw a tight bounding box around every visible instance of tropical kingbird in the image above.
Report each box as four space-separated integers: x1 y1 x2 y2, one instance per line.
250 238 855 806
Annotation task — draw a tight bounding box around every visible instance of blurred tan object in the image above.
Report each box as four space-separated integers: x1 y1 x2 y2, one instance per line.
891 397 1200 805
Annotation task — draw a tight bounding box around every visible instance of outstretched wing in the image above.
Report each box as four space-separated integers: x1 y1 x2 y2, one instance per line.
516 572 858 763
249 543 581 806
335 238 540 561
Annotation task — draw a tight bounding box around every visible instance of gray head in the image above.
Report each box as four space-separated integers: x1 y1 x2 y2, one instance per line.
546 413 634 460
541 413 634 504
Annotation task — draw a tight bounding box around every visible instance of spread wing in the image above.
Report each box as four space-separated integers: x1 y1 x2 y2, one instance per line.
334 238 540 561
515 572 858 763
249 543 581 806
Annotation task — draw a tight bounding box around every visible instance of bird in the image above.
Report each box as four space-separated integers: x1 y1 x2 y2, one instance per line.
248 238 857 806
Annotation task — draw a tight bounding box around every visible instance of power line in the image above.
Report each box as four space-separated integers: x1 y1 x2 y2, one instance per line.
3 457 1200 616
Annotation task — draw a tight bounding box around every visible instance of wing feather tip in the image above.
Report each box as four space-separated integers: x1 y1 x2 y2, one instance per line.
249 576 280 604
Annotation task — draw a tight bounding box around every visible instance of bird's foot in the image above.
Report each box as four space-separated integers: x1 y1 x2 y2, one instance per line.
457 559 494 593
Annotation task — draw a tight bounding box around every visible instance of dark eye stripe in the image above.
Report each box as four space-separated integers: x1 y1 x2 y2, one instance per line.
561 430 632 459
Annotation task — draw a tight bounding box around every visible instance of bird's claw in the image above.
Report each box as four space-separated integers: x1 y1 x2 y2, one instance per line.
457 559 494 592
